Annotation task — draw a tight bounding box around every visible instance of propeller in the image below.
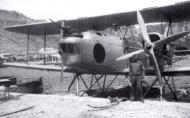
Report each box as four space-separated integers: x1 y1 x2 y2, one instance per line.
116 11 189 100
154 31 189 47
137 11 162 88
117 49 144 61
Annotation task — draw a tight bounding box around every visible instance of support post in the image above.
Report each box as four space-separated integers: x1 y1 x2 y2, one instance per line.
162 76 178 100
60 21 65 39
43 25 47 65
160 86 163 101
129 26 136 42
161 21 164 35
122 27 128 54
94 75 103 90
106 75 119 89
171 76 177 99
26 26 30 64
143 78 158 98
60 21 65 82
79 75 88 89
102 75 106 91
60 52 64 82
123 26 128 38
87 75 103 90
166 20 172 36
163 76 171 88
76 76 79 96
67 74 77 92
90 76 94 88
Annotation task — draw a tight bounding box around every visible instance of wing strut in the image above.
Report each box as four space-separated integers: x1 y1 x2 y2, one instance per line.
26 26 30 65
43 25 47 65
26 24 48 65
60 21 65 82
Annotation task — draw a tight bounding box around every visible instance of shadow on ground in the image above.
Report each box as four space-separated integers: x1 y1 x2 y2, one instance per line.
85 86 160 98
84 86 190 102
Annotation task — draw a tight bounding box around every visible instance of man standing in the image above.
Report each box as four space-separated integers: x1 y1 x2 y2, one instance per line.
129 54 145 102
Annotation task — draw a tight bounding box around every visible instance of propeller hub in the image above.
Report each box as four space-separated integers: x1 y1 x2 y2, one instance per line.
145 43 152 50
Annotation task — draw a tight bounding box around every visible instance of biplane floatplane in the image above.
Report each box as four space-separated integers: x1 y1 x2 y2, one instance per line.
4 1 190 100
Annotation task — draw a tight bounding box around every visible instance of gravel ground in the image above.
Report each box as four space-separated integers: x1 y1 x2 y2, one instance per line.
0 93 190 118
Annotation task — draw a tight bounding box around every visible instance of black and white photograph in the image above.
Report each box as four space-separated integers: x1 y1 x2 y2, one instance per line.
0 0 190 117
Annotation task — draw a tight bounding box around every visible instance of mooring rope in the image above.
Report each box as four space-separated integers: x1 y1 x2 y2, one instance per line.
87 97 120 110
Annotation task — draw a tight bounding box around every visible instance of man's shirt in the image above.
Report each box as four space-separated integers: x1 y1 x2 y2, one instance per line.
130 60 144 76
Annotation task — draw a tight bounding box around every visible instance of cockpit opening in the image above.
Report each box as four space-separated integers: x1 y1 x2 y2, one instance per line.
61 32 83 38
59 43 77 54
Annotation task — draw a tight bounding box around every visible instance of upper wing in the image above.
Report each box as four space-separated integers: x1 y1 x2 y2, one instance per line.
66 1 190 32
5 22 62 35
5 1 190 35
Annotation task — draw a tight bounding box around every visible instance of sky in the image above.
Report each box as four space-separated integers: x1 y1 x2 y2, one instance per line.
0 0 185 21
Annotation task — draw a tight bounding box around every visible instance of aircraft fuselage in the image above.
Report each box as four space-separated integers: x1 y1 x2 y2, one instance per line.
59 32 128 73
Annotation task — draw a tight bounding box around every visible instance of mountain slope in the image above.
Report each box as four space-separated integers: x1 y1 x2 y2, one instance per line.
0 9 59 55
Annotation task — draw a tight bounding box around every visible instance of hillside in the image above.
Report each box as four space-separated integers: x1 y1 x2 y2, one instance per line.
0 9 59 55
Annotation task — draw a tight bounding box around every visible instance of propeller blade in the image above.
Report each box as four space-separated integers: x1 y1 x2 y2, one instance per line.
116 49 144 61
154 31 189 47
137 11 163 100
149 49 163 100
137 11 152 44
148 49 162 85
